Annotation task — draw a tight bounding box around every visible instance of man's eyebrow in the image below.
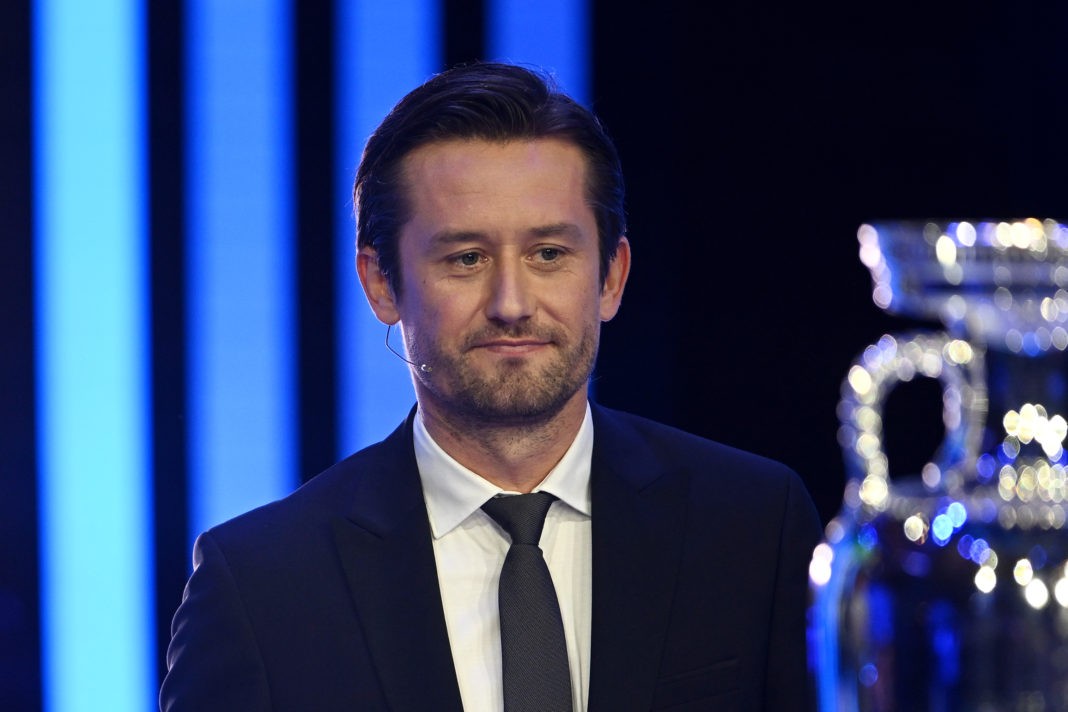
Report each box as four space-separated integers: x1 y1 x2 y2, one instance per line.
429 223 584 244
529 223 583 239
429 229 490 246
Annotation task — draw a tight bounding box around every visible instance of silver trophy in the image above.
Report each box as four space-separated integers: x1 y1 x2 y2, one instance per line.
811 219 1068 711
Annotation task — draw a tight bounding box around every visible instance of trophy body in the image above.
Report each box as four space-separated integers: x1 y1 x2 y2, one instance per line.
812 219 1068 711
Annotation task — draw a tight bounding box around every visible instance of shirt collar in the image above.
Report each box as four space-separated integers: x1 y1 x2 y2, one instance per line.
413 403 594 539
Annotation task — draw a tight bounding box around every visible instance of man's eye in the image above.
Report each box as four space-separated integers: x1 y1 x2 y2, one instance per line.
538 248 561 261
457 252 481 266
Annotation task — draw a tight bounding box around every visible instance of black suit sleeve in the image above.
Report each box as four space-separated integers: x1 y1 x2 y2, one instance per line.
764 471 822 712
160 531 272 711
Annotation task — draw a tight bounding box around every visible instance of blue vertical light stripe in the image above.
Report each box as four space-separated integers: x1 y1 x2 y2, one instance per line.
335 0 441 456
488 0 590 104
33 0 154 709
187 0 296 538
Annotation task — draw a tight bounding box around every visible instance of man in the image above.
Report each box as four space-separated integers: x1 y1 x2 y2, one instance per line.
161 62 822 711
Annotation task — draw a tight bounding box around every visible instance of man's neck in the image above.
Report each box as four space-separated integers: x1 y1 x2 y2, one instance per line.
416 393 588 493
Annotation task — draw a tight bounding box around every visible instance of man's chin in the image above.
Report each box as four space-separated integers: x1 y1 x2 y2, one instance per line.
463 402 570 427
455 380 583 425
420 341 595 424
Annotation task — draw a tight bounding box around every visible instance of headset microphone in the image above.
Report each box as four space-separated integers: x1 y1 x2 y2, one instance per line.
385 324 433 373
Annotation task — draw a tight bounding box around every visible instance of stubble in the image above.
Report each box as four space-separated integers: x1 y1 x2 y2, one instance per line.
406 321 599 428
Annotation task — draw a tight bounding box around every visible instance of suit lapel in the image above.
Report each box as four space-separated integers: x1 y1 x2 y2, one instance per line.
329 413 464 712
587 406 688 712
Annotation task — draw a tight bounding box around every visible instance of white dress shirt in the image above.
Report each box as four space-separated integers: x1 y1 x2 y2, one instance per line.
413 405 594 712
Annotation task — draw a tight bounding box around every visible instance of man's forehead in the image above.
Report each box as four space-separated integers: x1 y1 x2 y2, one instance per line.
399 137 589 182
395 138 593 233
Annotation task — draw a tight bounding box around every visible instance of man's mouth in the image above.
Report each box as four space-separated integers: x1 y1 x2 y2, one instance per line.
474 339 551 355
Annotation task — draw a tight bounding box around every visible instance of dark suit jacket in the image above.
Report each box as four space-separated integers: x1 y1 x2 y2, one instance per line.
161 404 821 711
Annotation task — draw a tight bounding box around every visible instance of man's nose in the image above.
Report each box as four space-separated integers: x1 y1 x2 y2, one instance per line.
485 261 534 323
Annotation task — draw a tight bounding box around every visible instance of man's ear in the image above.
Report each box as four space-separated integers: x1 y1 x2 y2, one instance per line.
599 236 631 322
356 246 400 324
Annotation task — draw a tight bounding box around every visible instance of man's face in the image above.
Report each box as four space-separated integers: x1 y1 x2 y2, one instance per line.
369 138 628 426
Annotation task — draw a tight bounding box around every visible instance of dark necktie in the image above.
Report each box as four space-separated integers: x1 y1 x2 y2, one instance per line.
482 492 574 712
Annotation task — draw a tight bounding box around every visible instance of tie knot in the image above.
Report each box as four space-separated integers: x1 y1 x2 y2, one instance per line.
481 492 556 546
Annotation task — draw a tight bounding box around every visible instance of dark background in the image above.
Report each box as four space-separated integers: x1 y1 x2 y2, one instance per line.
588 0 1067 522
3 0 1067 707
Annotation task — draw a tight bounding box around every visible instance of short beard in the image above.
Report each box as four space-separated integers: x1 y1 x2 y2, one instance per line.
408 322 598 428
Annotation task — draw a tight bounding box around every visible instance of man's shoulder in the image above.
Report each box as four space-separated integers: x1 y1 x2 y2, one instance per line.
591 403 797 482
590 402 822 545
201 416 417 551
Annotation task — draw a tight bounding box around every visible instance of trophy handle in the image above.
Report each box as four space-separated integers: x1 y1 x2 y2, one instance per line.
837 332 986 508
